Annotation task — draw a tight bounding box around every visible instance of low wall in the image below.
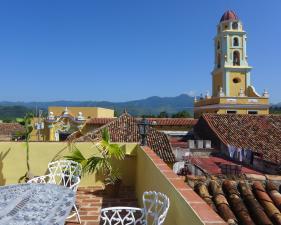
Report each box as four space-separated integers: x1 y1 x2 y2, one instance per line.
135 146 226 225
0 142 137 187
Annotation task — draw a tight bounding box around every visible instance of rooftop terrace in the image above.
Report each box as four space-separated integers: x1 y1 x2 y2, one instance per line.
0 142 226 225
66 186 137 225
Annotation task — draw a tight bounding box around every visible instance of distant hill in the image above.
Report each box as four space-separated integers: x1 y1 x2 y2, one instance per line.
0 94 194 118
0 106 34 121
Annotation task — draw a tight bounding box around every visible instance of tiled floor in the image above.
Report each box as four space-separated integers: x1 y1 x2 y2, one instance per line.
65 186 138 225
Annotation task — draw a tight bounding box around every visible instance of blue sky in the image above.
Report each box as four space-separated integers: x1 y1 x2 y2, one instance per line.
0 0 280 103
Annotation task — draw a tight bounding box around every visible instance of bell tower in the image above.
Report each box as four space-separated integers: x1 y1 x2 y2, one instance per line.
213 10 251 98
194 10 269 118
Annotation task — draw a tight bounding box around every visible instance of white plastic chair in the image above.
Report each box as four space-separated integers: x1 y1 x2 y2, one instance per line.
100 191 170 225
28 160 82 223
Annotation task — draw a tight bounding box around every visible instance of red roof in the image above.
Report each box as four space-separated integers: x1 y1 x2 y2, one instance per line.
195 114 281 164
220 10 238 22
190 156 261 175
147 118 197 126
86 117 197 127
169 137 188 148
86 118 115 125
0 123 24 135
71 113 176 163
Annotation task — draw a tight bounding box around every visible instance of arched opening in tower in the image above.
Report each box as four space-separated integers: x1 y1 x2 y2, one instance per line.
233 51 240 66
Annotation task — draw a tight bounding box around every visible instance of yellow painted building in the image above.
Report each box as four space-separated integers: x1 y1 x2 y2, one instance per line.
31 107 115 141
194 10 270 118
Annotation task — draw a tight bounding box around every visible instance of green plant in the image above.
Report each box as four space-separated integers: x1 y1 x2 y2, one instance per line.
65 128 125 185
16 113 34 183
104 168 122 185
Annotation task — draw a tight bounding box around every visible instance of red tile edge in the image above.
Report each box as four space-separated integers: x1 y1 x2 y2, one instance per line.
141 146 226 224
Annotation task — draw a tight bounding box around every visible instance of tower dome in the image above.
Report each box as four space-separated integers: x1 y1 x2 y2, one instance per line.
220 10 238 22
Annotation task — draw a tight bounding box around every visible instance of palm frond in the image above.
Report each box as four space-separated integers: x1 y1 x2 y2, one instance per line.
65 147 88 174
107 144 125 160
84 156 104 174
101 128 110 143
65 147 86 163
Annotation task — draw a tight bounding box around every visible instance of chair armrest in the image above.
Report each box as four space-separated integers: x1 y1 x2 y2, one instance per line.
101 207 145 225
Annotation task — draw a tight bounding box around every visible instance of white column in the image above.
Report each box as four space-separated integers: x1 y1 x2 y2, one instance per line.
246 72 251 87
243 35 247 66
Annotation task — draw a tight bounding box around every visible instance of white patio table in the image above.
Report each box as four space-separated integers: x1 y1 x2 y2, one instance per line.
0 183 76 225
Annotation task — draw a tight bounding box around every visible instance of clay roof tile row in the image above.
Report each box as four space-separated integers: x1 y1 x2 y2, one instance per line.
194 179 281 225
195 114 281 164
86 117 197 127
73 113 176 163
0 123 24 135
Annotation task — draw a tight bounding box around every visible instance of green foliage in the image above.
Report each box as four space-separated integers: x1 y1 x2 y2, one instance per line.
18 113 34 183
104 169 122 185
158 111 169 118
141 110 193 118
270 107 281 114
66 128 125 185
171 110 192 118
0 106 33 122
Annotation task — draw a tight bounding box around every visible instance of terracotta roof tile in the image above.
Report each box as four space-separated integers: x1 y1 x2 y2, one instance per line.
86 117 197 127
72 113 176 163
146 118 198 126
194 179 281 225
194 114 281 164
0 123 24 135
86 118 115 125
190 156 261 175
220 10 239 22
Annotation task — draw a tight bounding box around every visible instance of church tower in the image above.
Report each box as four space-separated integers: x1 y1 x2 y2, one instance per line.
194 10 269 118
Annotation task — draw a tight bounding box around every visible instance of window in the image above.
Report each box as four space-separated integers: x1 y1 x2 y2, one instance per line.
233 51 240 66
248 111 258 115
227 110 237 114
217 53 221 68
233 77 241 83
232 22 238 30
233 37 239 46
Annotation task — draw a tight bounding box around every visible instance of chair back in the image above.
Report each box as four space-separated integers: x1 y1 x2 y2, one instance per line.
48 160 82 176
48 160 82 191
28 174 81 192
142 191 170 225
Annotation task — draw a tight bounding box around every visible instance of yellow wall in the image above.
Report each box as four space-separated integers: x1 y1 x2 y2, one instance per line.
135 146 204 225
217 108 269 115
95 108 115 118
212 71 223 96
194 95 269 118
0 141 222 224
48 107 114 119
34 107 114 141
195 107 269 118
229 72 246 97
0 142 138 187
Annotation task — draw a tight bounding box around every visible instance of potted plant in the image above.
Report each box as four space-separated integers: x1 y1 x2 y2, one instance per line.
66 128 125 197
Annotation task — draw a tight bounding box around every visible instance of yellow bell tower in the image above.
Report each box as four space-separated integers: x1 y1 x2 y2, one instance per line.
194 10 269 118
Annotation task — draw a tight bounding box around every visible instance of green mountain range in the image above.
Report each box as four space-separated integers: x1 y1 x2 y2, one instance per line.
0 94 194 120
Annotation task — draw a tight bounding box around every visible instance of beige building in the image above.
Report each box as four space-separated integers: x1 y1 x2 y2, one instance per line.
194 10 269 118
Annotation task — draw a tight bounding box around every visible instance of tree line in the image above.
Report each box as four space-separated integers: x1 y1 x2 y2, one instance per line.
141 110 192 118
